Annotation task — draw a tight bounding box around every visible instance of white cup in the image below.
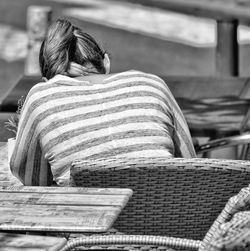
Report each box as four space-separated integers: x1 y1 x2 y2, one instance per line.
8 138 16 164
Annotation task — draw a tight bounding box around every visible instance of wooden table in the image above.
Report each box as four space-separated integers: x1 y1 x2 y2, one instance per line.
0 186 132 233
0 143 133 234
112 0 250 76
0 232 67 251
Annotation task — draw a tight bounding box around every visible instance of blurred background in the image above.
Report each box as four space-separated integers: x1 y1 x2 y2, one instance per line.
1 0 250 96
1 0 250 159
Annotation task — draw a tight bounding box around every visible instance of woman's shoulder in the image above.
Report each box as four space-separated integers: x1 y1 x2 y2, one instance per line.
25 75 67 101
27 80 51 96
105 70 165 83
29 74 73 91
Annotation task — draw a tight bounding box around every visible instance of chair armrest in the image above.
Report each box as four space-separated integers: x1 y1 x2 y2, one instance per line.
195 133 250 154
201 185 250 251
61 235 201 251
202 211 250 251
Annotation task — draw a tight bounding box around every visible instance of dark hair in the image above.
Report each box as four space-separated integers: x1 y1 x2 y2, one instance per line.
39 19 106 79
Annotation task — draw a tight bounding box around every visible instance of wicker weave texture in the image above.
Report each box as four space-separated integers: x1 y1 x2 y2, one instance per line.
71 157 250 240
205 211 250 251
200 185 250 251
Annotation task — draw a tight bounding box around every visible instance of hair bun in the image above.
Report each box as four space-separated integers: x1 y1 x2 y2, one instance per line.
40 18 106 79
40 19 76 79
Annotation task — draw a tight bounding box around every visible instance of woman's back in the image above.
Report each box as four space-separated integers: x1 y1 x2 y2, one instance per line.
11 70 194 185
9 19 195 186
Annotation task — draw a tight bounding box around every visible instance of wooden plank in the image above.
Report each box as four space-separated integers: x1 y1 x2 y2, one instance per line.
0 191 130 207
111 0 250 24
0 185 133 196
0 203 119 232
0 233 66 251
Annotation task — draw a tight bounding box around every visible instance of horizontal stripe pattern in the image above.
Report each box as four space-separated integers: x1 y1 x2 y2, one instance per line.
10 70 196 185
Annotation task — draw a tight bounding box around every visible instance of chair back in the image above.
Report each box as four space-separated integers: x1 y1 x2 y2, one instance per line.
71 157 250 240
201 185 250 251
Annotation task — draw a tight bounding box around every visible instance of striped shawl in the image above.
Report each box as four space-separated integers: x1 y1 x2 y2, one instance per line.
10 70 196 185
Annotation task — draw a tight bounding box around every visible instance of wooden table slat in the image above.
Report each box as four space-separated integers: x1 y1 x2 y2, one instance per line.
0 191 130 207
0 203 121 232
0 185 133 196
0 233 67 251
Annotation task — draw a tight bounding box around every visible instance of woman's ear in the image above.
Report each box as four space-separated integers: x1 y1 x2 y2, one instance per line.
103 53 111 74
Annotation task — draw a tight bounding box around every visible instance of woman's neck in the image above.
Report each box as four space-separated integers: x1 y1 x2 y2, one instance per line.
74 73 110 84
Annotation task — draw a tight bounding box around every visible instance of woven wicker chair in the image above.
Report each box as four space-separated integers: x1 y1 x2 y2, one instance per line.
70 157 250 241
201 184 250 251
62 184 250 251
205 212 250 251
206 212 250 251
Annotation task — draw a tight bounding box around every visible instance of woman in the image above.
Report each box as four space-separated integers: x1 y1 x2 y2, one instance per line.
10 19 196 186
